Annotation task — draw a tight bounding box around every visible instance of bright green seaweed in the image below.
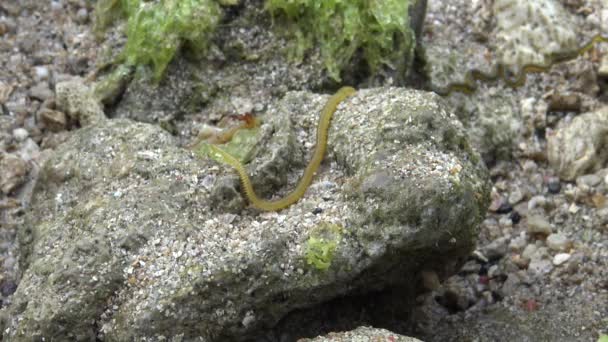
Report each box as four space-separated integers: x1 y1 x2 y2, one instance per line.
266 0 416 81
95 0 221 81
94 0 416 82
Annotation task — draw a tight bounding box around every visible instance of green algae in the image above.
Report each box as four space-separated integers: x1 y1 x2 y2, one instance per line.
95 0 222 81
305 223 343 271
266 0 416 81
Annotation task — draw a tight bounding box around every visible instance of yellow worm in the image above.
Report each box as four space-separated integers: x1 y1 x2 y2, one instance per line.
432 34 608 96
208 86 356 211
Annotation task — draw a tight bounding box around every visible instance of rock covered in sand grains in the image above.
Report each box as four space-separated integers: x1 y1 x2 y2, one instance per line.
2 88 489 341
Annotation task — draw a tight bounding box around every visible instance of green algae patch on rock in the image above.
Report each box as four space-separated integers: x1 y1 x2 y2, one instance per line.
95 0 222 81
304 223 343 271
266 0 417 81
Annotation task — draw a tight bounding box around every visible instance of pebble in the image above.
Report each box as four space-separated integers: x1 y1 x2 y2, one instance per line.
526 215 553 235
546 177 561 194
521 244 538 261
0 153 29 194
527 195 547 210
75 8 89 24
12 128 29 142
509 211 521 224
599 54 608 78
29 82 54 102
482 236 509 260
38 108 68 132
576 174 601 188
33 66 50 81
0 81 13 105
546 233 570 252
552 253 571 266
509 232 527 252
508 188 524 204
528 258 553 275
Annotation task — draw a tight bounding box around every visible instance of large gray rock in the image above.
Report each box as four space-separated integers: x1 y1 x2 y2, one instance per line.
1 87 490 341
299 326 423 342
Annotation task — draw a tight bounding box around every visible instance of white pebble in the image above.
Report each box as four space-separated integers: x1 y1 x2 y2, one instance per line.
34 66 49 81
12 127 28 141
546 233 570 252
552 253 571 266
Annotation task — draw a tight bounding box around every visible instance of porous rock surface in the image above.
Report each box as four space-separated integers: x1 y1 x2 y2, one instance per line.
547 106 608 180
1 87 489 341
298 326 423 342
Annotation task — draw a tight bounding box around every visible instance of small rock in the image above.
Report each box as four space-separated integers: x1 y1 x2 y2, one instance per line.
552 253 571 266
521 244 538 261
509 233 527 252
576 174 601 189
38 108 68 132
546 177 561 194
508 188 524 204
527 195 547 210
509 211 521 224
481 236 509 260
528 258 553 275
0 153 29 194
460 260 481 274
0 81 13 105
56 78 106 126
12 128 28 142
526 215 553 235
500 273 521 296
0 278 17 296
548 93 581 113
33 66 50 81
546 233 570 252
76 8 89 24
29 82 53 101
599 54 608 78
547 107 608 180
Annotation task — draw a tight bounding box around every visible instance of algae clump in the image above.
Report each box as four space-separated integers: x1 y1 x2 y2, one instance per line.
266 0 416 81
304 223 343 271
95 0 222 81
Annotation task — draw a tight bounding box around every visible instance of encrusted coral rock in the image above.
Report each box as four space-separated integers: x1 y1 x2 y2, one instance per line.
2 88 489 341
493 0 578 68
56 77 106 126
547 107 608 181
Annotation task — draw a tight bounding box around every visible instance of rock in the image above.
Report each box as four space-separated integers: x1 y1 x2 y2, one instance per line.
528 258 553 275
28 81 53 101
33 66 50 81
12 128 29 142
2 88 490 340
0 153 29 194
38 108 68 132
75 7 88 24
552 253 571 266
526 215 553 235
56 78 105 126
508 232 527 252
493 0 577 68
298 326 423 342
546 233 570 252
0 81 13 105
521 244 538 261
576 174 601 188
481 236 509 260
547 107 608 181
599 53 608 78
